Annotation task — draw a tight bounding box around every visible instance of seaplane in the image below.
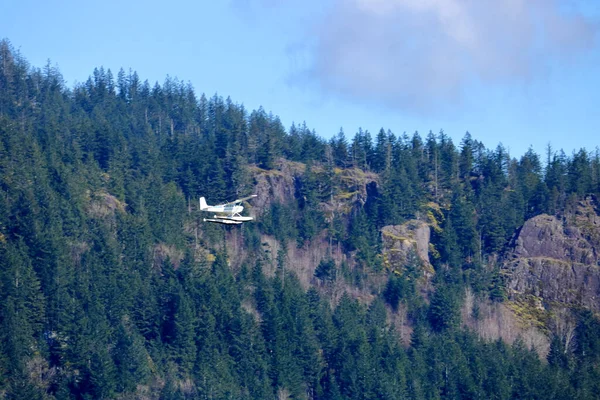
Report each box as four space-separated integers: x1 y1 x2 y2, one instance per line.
200 194 257 225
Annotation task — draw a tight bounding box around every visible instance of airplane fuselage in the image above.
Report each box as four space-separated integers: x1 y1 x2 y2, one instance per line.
203 204 244 214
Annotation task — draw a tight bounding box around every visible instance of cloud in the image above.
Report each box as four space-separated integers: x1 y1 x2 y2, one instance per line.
304 0 599 112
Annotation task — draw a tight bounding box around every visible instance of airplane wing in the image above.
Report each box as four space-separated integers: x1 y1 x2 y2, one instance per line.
224 194 257 206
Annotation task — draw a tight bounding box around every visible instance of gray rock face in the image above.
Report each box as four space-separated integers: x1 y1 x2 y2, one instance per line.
252 165 296 216
505 204 600 311
512 214 598 264
381 220 433 278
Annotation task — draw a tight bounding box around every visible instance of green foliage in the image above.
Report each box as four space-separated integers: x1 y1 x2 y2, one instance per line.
428 284 460 332
314 258 336 283
383 273 415 311
1 39 600 399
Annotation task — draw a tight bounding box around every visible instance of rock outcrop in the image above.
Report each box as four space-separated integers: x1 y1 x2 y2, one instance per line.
504 200 600 312
381 220 434 280
251 160 300 217
227 159 380 291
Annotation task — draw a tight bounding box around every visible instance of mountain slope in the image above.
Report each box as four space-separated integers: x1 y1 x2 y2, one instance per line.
1 38 600 399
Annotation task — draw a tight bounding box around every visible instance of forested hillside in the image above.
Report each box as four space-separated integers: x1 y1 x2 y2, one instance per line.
1 39 600 399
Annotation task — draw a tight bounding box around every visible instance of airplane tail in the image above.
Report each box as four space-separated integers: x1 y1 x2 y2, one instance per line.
199 197 209 210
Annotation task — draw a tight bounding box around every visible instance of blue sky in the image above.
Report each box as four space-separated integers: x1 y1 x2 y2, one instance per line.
2 0 599 158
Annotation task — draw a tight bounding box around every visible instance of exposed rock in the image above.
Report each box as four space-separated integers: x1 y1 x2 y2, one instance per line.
251 159 378 220
512 214 598 264
504 200 600 313
507 257 600 310
381 220 434 279
251 159 298 217
249 159 378 286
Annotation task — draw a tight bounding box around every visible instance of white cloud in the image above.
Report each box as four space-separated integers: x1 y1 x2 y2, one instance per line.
304 0 599 112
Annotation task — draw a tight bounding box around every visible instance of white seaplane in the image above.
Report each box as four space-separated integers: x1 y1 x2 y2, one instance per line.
199 194 257 225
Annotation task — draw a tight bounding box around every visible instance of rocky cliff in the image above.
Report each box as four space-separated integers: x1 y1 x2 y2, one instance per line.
381 220 434 283
504 199 600 313
211 160 600 356
219 159 380 291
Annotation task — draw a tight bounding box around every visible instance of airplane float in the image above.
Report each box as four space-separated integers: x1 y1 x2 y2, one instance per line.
199 194 257 225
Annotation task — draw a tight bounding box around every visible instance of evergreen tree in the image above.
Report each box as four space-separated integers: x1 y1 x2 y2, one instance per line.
330 128 349 168
428 285 460 332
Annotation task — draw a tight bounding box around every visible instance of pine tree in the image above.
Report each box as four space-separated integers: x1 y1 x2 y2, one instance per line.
0 242 45 370
428 285 460 332
113 322 152 393
330 128 349 168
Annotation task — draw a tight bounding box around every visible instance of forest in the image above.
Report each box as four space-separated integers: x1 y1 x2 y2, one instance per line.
1 38 600 399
